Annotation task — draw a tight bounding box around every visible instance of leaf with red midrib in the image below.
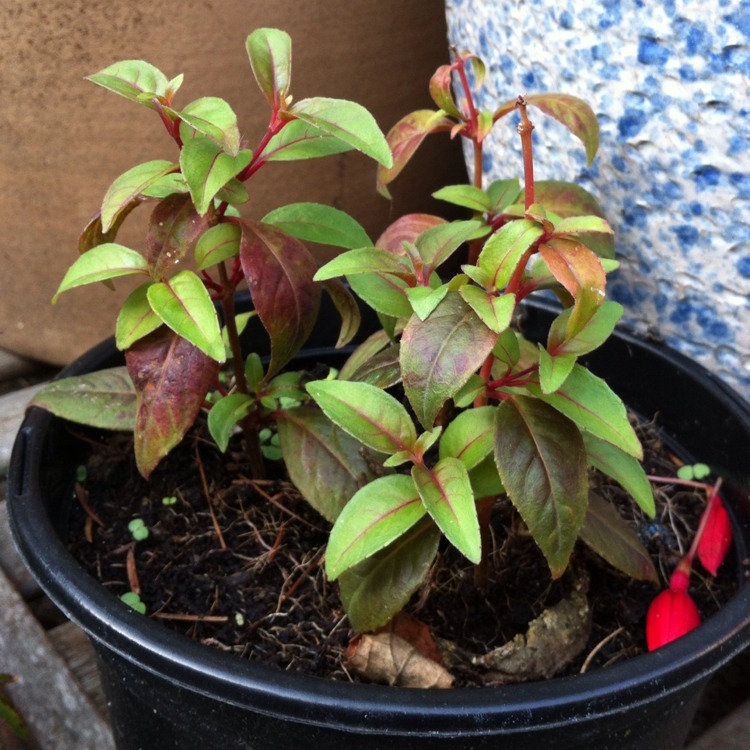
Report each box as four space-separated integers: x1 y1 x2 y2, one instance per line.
238 219 321 376
126 327 219 478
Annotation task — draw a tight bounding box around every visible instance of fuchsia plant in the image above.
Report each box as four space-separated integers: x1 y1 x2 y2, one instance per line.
33 32 730 649
647 474 732 650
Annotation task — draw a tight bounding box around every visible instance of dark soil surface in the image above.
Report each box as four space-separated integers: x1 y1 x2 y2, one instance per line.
68 416 741 687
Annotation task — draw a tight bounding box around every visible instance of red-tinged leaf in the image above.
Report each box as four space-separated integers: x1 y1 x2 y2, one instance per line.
478 219 544 291
147 193 212 279
260 120 354 161
553 214 614 237
416 220 483 271
289 97 392 167
305 379 417 455
412 458 481 563
126 328 220 478
495 95 599 165
377 110 454 198
530 181 614 259
539 237 606 337
429 64 462 118
376 214 446 256
86 60 170 107
79 202 142 256
345 343 402 389
321 278 361 348
339 329 392 381
697 494 733 576
246 28 291 108
276 407 384 521
580 493 658 582
101 160 176 232
325 474 426 579
54 243 150 301
338 518 441 632
238 220 321 376
401 294 498 428
494 396 588 578
646 588 701 651
30 368 136 431
524 94 600 166
439 405 496 471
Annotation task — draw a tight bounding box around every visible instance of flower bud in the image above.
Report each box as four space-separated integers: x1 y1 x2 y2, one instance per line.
646 587 701 651
697 495 732 576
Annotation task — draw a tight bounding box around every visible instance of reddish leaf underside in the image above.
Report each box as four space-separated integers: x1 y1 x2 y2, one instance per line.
147 193 212 279
494 395 588 578
238 220 322 376
126 327 219 478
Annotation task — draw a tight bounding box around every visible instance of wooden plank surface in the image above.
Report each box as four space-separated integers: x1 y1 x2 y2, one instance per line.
0 563 114 749
688 702 750 749
0 385 44 476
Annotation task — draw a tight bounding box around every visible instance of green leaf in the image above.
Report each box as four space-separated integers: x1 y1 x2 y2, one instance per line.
244 352 264 390
87 60 170 106
412 458 481 563
415 220 483 270
553 214 614 237
263 202 371 249
494 396 589 577
406 285 449 321
580 493 658 581
347 273 412 319
433 185 493 212
101 160 176 232
321 278 362 349
487 178 522 213
459 287 515 334
538 346 577 394
216 178 249 205
261 120 354 161
0 677 28 740
246 28 292 107
180 135 253 216
524 93 600 166
325 475 426 579
306 379 416 455
400 294 497 428
314 247 412 281
30 368 136 431
582 433 655 516
526 364 642 459
548 301 623 357
478 219 544 291
116 282 161 350
147 270 225 362
277 407 385 521
492 327 521 368
468 453 505 499
376 109 452 197
290 97 392 167
174 96 241 155
126 328 219 477
54 243 149 301
140 172 189 199
338 518 441 632
439 405 496 470
195 222 242 270
238 220 321 376
207 393 255 451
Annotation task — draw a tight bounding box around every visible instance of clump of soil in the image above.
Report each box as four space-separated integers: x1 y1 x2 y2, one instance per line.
68 417 739 686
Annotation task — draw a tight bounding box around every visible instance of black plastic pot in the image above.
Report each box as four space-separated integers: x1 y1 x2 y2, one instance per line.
8 301 750 750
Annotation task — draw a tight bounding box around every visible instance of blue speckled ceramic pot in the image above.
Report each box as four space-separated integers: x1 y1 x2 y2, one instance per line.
446 0 750 399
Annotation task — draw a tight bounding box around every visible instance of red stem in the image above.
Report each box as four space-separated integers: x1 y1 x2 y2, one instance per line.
516 97 535 209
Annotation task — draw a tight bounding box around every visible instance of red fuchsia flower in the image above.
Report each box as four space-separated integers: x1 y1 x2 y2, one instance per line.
646 560 701 651
697 493 732 576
